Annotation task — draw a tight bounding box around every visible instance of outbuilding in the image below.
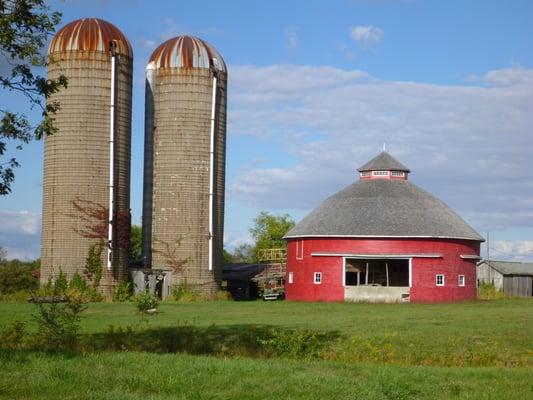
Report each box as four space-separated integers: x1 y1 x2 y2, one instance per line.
284 151 484 303
477 260 533 297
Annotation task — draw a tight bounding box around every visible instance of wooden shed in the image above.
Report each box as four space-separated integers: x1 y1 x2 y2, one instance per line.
477 260 533 297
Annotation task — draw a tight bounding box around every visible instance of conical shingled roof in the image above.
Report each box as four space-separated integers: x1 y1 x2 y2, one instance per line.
357 151 410 172
286 154 483 241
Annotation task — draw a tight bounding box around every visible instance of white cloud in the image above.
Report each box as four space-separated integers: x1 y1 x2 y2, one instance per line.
350 25 384 48
227 65 533 240
477 65 533 87
0 211 41 260
284 27 299 50
487 240 533 261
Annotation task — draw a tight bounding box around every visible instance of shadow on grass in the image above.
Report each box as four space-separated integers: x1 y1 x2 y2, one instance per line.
84 323 342 359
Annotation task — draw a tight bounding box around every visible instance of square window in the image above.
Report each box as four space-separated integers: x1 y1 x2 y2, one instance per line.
288 272 294 284
436 274 445 286
314 272 322 284
458 275 465 287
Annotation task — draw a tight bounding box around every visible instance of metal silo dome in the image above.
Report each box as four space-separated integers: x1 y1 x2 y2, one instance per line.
142 35 227 294
41 18 133 296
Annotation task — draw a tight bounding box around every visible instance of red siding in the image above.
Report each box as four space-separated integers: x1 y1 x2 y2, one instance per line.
285 237 480 303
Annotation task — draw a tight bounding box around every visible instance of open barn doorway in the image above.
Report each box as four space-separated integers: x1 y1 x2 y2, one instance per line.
344 259 409 287
344 258 410 302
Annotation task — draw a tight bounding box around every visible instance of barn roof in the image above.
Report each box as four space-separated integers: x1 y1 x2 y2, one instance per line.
357 151 410 173
479 260 533 276
285 169 484 241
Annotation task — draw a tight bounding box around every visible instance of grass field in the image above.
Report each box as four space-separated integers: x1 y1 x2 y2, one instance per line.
0 299 531 399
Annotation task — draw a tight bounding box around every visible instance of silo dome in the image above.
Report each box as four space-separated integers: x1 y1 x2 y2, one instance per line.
148 35 226 71
48 17 132 57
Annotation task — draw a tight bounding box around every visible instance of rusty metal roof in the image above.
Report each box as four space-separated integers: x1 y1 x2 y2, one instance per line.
149 35 226 72
48 18 132 57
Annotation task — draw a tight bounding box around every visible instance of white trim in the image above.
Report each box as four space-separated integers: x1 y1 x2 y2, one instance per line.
458 274 465 287
460 254 482 260
372 170 389 176
342 257 346 287
296 239 304 260
284 234 485 242
314 272 322 284
311 252 442 259
288 272 293 284
208 75 217 271
436 274 445 286
107 49 116 272
408 258 412 288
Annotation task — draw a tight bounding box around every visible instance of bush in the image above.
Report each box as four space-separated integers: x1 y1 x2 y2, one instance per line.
477 282 505 300
32 294 87 350
258 328 334 359
135 292 159 313
0 259 39 294
113 281 134 302
172 281 231 302
0 320 26 349
0 290 32 303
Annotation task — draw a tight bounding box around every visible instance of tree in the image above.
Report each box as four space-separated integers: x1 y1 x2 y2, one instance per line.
249 212 295 262
1 0 67 195
130 224 142 262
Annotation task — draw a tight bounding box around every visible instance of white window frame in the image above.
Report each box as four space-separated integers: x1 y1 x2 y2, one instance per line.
458 275 465 287
360 171 371 177
296 240 304 260
372 170 389 176
436 274 445 286
391 171 404 177
288 272 294 284
314 272 322 284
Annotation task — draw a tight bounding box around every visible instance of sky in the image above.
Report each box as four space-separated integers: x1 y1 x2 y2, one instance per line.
1 0 532 261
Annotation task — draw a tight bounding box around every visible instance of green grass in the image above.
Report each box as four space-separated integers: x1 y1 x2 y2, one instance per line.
0 351 531 399
0 299 531 399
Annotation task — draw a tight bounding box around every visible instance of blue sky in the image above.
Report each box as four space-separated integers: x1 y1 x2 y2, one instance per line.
1 0 532 261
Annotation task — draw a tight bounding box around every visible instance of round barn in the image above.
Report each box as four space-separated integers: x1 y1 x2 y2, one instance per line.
284 151 484 303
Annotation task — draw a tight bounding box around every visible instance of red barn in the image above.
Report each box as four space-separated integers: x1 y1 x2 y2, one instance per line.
284 151 484 303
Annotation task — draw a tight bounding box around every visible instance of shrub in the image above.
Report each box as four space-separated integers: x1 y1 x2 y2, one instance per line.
172 280 202 302
84 243 103 289
172 281 231 302
477 282 505 300
0 320 26 349
32 294 87 350
258 328 333 359
0 290 32 303
113 281 134 302
135 292 159 313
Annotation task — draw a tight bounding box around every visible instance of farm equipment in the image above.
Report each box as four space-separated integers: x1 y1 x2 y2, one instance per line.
253 248 287 300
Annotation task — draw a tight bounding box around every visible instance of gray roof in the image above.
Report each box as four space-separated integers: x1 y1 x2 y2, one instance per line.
479 261 533 276
358 151 410 173
285 179 484 241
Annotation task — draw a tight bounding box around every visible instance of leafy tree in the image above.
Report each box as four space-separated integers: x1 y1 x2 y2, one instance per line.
249 212 295 262
1 0 67 195
0 258 39 293
130 224 142 262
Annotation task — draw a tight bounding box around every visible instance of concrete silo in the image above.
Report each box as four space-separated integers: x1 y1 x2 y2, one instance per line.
41 18 133 295
142 36 227 294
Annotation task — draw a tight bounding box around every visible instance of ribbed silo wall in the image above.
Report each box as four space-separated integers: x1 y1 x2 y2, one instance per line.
41 51 132 296
149 68 227 294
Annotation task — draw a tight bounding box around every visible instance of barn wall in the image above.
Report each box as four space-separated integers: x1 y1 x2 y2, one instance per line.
477 263 504 290
503 276 532 297
286 237 479 303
